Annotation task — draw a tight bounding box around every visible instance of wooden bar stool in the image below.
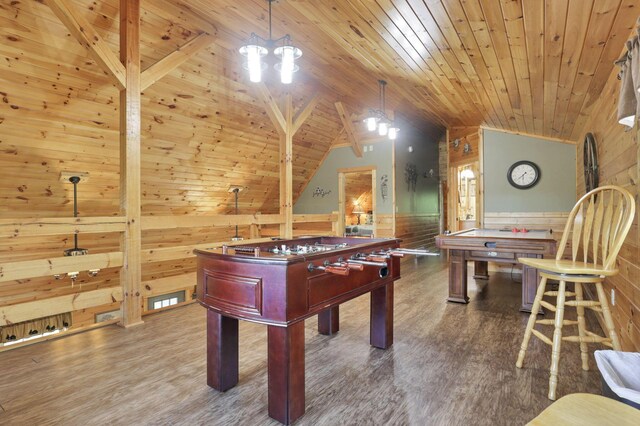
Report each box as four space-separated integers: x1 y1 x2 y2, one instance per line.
515 186 636 400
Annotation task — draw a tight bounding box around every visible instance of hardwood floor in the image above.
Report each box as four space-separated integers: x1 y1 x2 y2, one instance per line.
0 257 604 425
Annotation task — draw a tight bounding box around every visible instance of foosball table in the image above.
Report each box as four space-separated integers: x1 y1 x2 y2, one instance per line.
194 236 431 424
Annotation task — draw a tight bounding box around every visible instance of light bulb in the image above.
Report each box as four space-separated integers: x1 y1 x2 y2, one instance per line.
378 121 388 136
280 46 294 84
240 43 267 83
247 45 263 83
365 116 377 132
274 45 301 85
388 127 398 140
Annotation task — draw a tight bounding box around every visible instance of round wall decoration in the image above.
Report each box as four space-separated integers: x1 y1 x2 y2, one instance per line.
583 132 599 193
507 160 541 189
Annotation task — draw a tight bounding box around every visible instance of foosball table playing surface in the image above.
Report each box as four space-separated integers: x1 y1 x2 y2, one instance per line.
195 236 428 424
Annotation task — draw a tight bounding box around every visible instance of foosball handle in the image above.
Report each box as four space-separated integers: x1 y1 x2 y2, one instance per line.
387 251 405 257
324 266 350 276
367 256 388 263
344 262 364 271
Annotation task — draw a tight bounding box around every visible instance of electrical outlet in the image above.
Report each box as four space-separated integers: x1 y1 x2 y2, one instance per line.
611 289 616 306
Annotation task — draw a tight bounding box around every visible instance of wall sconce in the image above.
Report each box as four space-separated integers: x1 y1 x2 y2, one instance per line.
54 172 99 285
422 169 435 179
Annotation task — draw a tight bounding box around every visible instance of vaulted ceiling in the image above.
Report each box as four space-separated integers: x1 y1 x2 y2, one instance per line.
180 0 637 140
1 0 637 220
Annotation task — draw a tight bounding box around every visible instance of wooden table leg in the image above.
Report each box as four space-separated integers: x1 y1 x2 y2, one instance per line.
267 322 305 425
370 283 393 349
207 309 238 391
473 260 489 279
447 249 469 304
520 254 544 314
318 305 339 335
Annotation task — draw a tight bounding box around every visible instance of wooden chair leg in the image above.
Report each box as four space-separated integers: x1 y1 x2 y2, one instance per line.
595 282 621 350
548 280 566 401
574 282 589 371
516 276 548 368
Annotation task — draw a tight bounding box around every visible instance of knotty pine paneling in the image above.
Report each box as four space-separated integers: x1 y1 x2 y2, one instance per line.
0 0 349 333
395 214 439 250
575 46 640 352
449 129 479 166
484 212 569 236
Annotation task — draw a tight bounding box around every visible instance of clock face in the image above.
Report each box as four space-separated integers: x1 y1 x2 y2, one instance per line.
507 161 540 189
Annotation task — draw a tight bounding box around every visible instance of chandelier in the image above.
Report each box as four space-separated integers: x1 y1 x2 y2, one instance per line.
364 80 399 140
239 0 302 84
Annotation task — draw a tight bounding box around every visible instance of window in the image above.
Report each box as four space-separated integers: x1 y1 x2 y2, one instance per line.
148 291 185 311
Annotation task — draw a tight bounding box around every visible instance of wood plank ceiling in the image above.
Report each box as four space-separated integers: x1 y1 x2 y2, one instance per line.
1 0 637 222
180 0 638 141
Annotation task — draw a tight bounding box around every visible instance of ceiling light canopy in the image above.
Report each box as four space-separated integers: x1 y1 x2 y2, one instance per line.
239 0 302 84
364 80 399 141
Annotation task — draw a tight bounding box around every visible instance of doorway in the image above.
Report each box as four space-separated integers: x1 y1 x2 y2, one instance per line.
452 162 479 231
338 167 376 237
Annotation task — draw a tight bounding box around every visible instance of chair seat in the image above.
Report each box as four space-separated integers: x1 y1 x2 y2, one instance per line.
527 393 640 425
518 257 618 277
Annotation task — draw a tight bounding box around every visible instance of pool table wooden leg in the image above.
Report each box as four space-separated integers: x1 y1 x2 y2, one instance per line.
473 260 489 279
520 254 544 314
448 249 469 304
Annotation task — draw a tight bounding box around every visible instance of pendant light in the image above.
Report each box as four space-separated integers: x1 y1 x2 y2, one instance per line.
229 186 244 241
364 80 399 141
239 0 302 84
53 175 100 285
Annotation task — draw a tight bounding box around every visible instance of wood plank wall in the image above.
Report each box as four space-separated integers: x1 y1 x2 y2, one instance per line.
449 127 480 166
0 0 344 342
574 51 640 352
394 213 439 250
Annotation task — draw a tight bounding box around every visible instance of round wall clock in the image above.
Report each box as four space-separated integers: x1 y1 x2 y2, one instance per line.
583 132 599 193
507 160 540 189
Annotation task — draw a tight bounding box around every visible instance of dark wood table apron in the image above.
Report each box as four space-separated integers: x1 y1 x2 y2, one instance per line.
195 237 401 425
435 229 556 312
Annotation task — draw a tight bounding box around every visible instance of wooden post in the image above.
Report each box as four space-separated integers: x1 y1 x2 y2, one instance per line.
256 87 318 240
337 173 345 236
119 0 143 327
281 94 294 239
250 212 261 239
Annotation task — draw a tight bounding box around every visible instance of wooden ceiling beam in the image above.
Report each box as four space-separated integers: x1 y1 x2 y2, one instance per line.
335 102 362 157
141 32 217 91
45 0 126 89
292 93 320 135
256 83 286 135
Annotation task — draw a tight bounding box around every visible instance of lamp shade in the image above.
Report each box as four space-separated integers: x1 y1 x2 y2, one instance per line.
352 205 365 214
274 45 302 84
239 43 268 83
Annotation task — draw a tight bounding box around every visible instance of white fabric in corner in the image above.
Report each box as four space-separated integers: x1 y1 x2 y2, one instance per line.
595 350 640 404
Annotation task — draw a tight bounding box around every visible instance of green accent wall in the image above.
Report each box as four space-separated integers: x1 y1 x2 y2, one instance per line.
293 143 394 214
483 129 576 212
394 116 443 214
